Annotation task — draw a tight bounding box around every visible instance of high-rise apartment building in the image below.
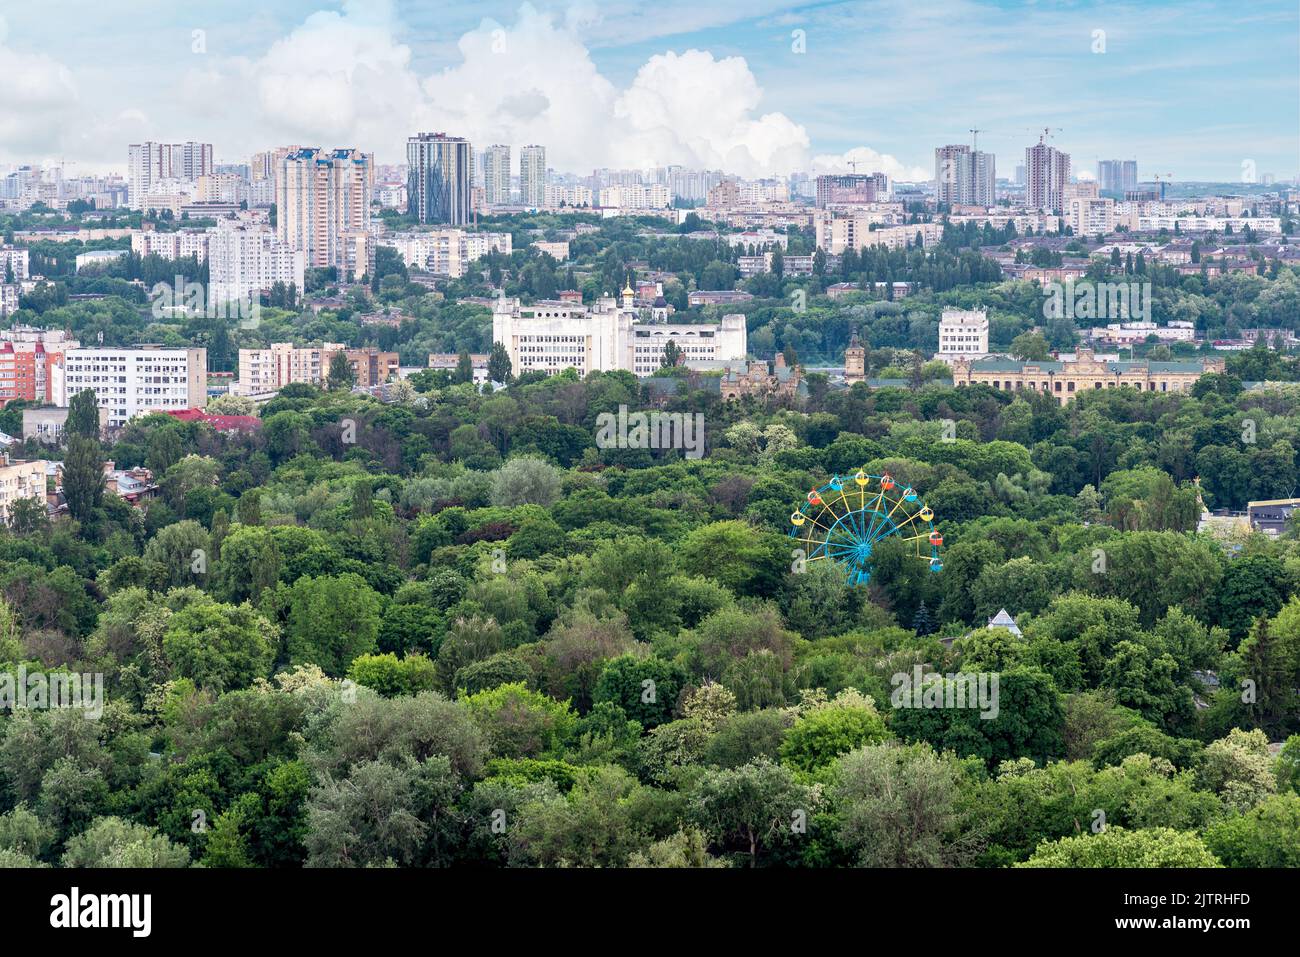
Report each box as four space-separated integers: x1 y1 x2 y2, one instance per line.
519 145 546 209
662 167 723 202
251 146 301 183
407 133 473 225
1025 140 1070 212
127 142 213 207
971 151 997 206
54 347 208 427
482 144 511 207
1097 160 1138 195
934 145 996 206
208 221 306 304
275 148 373 280
816 173 890 207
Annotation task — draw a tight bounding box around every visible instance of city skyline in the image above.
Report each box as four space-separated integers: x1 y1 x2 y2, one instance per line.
1 0 1297 182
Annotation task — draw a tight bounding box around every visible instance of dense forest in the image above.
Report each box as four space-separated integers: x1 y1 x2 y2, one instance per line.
1 359 1299 868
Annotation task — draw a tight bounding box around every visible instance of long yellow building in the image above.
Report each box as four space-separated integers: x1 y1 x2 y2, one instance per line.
951 349 1225 404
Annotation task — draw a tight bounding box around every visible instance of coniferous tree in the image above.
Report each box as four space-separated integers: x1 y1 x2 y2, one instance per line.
912 601 936 637
327 352 355 391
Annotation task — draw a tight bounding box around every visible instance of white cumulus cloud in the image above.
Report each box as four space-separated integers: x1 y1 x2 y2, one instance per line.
189 2 840 178
0 15 81 158
812 146 930 183
0 2 911 180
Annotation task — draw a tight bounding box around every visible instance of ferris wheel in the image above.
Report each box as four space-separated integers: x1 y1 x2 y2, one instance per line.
789 471 943 586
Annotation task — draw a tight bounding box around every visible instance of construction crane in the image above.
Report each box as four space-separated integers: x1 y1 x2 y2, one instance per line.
969 128 983 151
1035 127 1063 143
1153 172 1174 200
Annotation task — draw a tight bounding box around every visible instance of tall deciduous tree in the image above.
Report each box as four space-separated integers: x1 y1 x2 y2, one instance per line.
62 435 103 521
65 389 100 440
487 341 512 383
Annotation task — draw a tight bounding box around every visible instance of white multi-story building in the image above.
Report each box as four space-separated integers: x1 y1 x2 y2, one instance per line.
493 287 747 377
1025 140 1070 212
937 309 990 363
1128 215 1281 234
946 213 1061 233
482 145 511 207
196 173 249 205
736 179 791 203
1090 321 1197 345
598 184 670 209
75 250 128 271
235 342 343 395
1066 196 1116 237
533 241 569 261
544 185 593 208
814 216 944 255
128 142 213 207
934 145 996 206
54 348 207 428
209 221 305 303
384 230 513 278
0 459 51 523
519 145 545 209
375 181 407 209
131 229 211 262
0 246 30 281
